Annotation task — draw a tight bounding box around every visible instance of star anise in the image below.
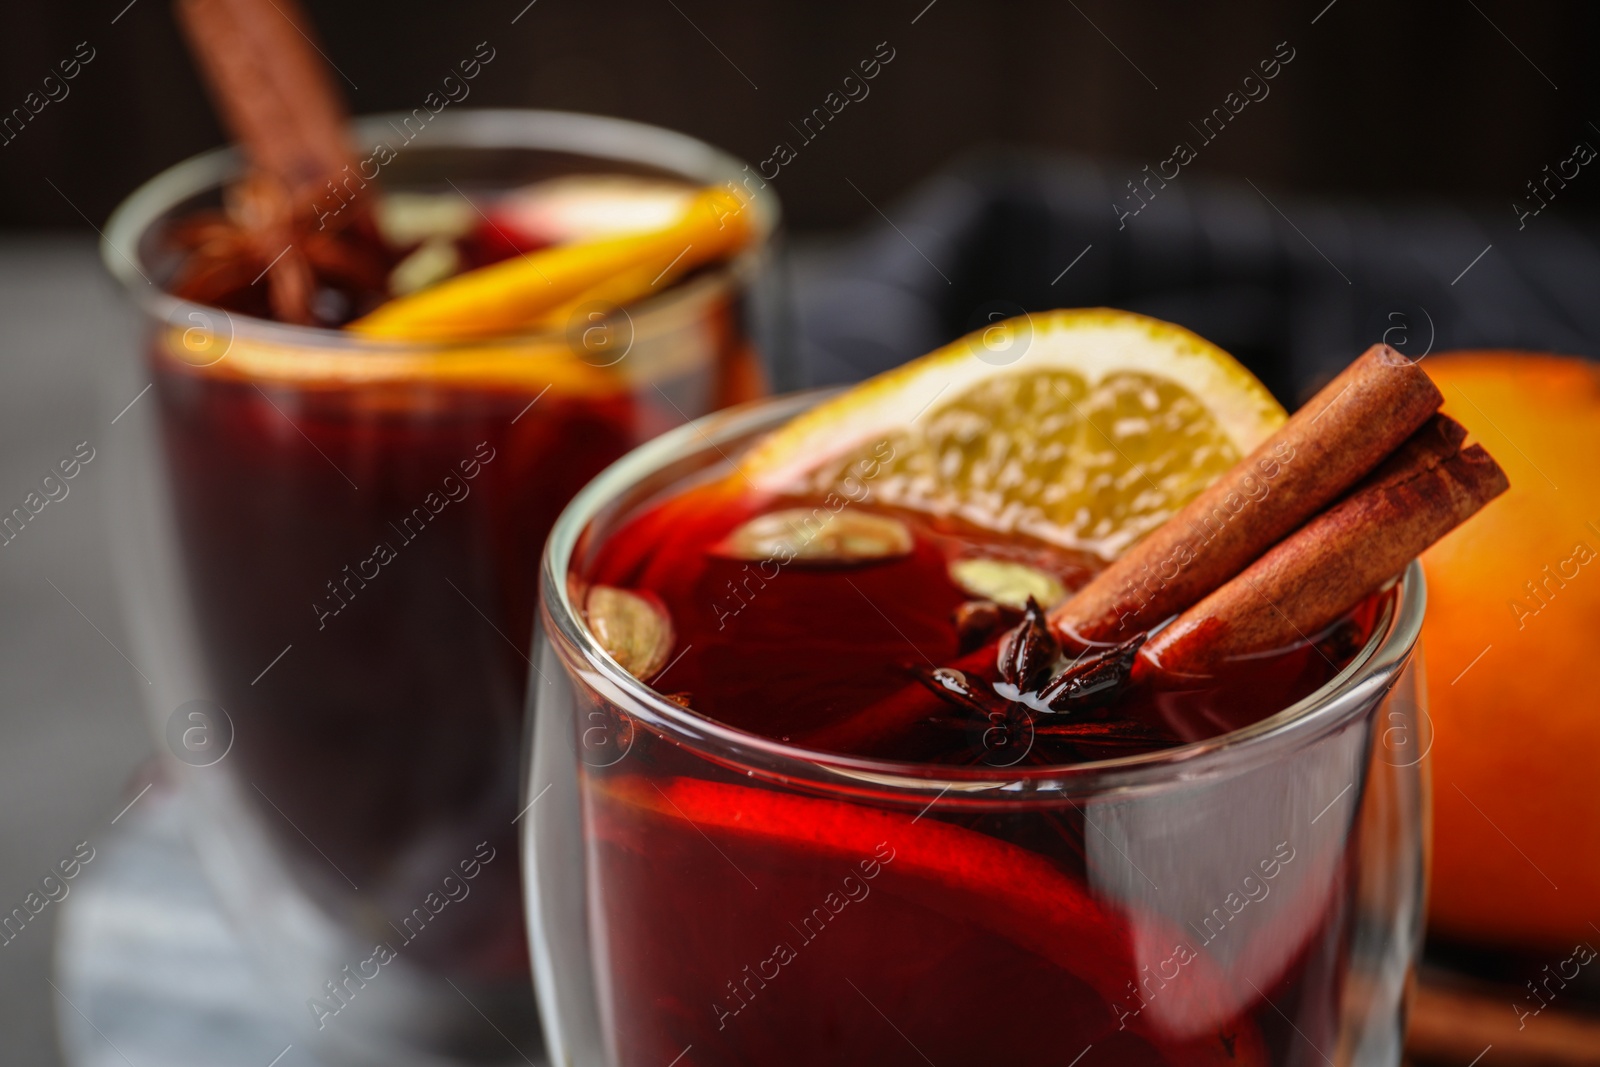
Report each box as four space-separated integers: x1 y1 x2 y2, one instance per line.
918 596 1144 734
1036 633 1145 713
998 597 1060 691
166 172 395 326
910 666 1005 718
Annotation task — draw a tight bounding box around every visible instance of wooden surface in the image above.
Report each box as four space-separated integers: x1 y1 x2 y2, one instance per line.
1409 978 1600 1066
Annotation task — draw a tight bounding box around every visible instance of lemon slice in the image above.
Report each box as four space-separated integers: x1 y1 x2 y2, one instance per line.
744 309 1285 559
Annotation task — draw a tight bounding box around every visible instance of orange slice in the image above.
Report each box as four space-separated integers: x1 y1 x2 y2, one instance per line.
742 309 1285 560
347 185 754 342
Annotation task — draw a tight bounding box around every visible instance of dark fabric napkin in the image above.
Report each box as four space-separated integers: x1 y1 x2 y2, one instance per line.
790 151 1600 401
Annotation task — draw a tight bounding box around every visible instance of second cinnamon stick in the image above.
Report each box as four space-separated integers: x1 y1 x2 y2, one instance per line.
1140 434 1509 677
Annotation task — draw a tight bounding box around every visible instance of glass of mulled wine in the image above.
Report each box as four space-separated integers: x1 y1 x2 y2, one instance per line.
103 109 778 1066
526 391 1429 1067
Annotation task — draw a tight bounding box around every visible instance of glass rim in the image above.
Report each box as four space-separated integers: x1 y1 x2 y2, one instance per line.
100 107 779 354
540 389 1426 800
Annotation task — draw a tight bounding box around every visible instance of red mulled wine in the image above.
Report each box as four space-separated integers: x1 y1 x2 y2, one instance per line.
557 473 1389 1065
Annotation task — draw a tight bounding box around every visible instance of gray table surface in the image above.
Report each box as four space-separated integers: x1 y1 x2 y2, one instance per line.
53 788 325 1067
0 235 159 1067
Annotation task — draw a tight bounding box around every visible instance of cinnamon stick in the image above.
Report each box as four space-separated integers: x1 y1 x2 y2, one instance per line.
1051 344 1442 646
1362 412 1468 490
174 0 355 209
1139 432 1508 677
173 0 378 324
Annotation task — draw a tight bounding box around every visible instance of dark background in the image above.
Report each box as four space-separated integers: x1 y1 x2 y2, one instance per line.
4 0 1596 235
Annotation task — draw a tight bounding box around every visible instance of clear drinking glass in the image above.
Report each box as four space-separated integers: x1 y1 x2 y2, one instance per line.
102 109 779 1067
526 392 1429 1067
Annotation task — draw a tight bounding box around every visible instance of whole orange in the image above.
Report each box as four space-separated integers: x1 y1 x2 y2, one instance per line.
1419 351 1600 949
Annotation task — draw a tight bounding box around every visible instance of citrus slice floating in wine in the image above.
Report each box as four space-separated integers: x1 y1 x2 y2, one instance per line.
348 185 754 342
